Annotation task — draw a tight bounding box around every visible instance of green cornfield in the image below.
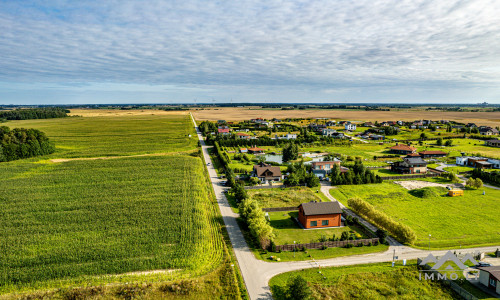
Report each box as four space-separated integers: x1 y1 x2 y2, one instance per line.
0 155 224 293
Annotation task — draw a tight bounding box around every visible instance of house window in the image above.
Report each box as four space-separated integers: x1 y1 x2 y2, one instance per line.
322 220 329 226
490 278 497 287
310 221 317 227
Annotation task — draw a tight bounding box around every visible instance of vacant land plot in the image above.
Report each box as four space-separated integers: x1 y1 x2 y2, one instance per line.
191 107 500 127
247 187 326 208
331 182 500 248
270 262 463 299
6 114 197 158
422 138 500 159
0 156 224 293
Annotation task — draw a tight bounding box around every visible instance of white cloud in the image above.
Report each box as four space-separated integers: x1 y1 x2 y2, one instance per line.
0 0 499 103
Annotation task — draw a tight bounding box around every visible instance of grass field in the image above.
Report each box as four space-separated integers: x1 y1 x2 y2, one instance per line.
269 262 469 299
247 187 327 208
443 166 475 173
422 138 500 159
5 114 197 158
330 182 500 248
0 156 224 293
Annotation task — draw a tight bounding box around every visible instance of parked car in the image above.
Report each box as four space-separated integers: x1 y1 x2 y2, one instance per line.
207 162 211 166
475 262 492 268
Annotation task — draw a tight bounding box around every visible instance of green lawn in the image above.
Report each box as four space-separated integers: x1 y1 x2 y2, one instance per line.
247 187 326 208
270 262 459 299
268 211 368 245
331 182 500 249
443 166 474 173
6 114 198 158
421 138 500 159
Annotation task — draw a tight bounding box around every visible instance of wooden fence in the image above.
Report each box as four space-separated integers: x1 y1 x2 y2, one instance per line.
262 207 298 212
275 238 379 252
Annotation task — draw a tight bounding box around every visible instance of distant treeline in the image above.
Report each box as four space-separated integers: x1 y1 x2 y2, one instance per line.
0 108 69 120
0 126 55 162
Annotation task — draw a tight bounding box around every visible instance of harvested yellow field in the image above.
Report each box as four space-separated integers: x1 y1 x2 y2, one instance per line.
69 108 188 117
191 107 500 127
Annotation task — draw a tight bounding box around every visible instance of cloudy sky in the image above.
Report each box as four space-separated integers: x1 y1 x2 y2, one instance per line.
1 0 499 104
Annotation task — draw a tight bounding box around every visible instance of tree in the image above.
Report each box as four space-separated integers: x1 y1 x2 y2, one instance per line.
436 138 443 146
420 133 427 139
465 177 476 189
305 173 319 188
285 276 311 300
282 143 299 162
474 178 483 189
445 139 453 146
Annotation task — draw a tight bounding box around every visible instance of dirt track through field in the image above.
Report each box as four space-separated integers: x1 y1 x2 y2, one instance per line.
393 180 452 190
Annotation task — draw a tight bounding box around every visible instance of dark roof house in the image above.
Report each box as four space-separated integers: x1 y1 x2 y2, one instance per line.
298 201 343 229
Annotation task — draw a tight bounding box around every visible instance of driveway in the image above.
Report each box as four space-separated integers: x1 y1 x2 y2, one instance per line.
190 114 500 300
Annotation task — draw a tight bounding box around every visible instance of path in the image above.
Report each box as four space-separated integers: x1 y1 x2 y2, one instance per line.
190 114 500 300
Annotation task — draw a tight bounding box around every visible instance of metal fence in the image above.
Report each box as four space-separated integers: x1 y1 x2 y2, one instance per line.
275 238 380 252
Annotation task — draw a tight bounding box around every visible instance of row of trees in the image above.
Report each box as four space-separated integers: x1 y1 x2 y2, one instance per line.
465 177 483 189
330 161 382 185
238 194 274 249
0 126 55 162
348 197 416 244
471 168 500 185
0 108 69 120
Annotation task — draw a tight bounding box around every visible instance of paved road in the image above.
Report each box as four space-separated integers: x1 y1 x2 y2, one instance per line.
190 114 500 300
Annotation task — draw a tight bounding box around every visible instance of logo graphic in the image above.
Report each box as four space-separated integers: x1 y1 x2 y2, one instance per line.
419 251 479 281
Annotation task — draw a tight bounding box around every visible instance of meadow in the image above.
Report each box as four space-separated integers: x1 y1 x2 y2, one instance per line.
0 156 224 293
5 114 198 158
247 187 327 208
270 262 465 299
330 182 500 248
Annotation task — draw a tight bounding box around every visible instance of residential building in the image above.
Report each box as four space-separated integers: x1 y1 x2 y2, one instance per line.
477 266 500 294
391 155 428 174
248 147 265 154
345 122 356 131
480 127 499 136
239 148 248 153
326 121 336 126
274 133 297 140
363 122 374 127
389 144 417 155
311 160 341 171
485 139 500 147
252 162 282 182
217 126 230 135
487 158 500 169
418 150 447 158
236 132 251 139
298 201 342 229
370 135 385 140
322 128 337 136
456 156 469 166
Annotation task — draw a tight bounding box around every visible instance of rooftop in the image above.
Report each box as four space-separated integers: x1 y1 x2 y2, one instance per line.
299 201 342 216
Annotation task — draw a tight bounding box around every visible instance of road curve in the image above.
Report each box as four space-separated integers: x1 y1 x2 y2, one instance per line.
189 114 500 300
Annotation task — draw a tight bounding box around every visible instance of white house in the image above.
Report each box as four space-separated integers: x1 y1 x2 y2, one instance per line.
345 122 356 131
322 128 337 136
487 158 500 169
478 266 500 294
456 156 469 166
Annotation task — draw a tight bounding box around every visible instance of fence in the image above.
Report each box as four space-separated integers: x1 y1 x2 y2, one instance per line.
244 184 286 190
417 259 478 300
380 173 441 180
262 207 298 212
275 238 379 252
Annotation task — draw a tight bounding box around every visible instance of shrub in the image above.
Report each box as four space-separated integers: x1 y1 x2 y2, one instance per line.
349 198 416 244
344 243 354 248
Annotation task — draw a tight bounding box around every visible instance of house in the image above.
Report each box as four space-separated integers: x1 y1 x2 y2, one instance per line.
322 128 337 136
380 122 390 127
467 157 491 168
397 121 404 126
248 147 265 154
466 123 477 128
487 158 500 169
418 150 447 158
311 160 341 171
370 135 385 141
297 201 343 229
250 118 264 123
236 132 251 139
389 144 417 155
477 266 500 294
485 139 500 147
312 169 328 179
326 121 336 126
456 156 469 166
308 123 327 132
363 122 374 127
390 155 428 174
480 127 499 136
252 162 282 182
217 126 231 135
330 132 346 139
344 122 356 131
240 148 248 153
275 133 297 140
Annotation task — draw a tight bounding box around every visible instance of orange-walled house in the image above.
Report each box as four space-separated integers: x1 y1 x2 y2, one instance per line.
298 201 343 229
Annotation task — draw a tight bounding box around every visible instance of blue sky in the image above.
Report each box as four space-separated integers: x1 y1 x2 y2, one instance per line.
0 0 499 104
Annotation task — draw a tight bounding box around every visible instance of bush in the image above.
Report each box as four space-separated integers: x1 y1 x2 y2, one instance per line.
349 198 416 244
344 243 354 248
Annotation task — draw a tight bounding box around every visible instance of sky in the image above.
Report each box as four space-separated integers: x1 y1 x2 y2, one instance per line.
0 0 499 105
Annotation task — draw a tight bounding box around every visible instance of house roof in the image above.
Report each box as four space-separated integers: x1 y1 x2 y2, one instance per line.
477 266 500 281
248 147 265 152
403 157 427 164
253 163 281 177
236 132 250 136
312 160 340 166
390 145 416 152
487 139 500 144
299 201 342 216
419 150 447 155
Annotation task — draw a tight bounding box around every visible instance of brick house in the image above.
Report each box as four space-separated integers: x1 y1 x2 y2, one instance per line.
389 144 417 155
298 201 343 229
391 156 428 174
252 162 282 182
